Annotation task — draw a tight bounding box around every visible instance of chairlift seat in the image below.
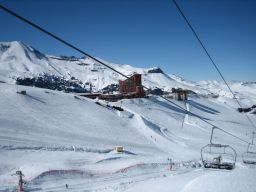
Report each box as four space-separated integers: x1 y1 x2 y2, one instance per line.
242 148 256 165
203 161 235 170
243 160 256 165
201 143 237 170
209 144 229 148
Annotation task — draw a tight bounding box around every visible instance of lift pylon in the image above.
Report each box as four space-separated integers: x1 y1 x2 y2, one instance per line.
12 171 25 192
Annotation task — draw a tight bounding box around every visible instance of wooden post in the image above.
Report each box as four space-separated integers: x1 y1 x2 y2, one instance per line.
168 158 172 171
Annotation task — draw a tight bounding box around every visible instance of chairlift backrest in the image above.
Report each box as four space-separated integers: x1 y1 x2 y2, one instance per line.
201 143 237 170
247 143 256 153
242 143 256 165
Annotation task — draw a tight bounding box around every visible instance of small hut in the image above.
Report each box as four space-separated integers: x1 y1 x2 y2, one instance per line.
114 146 124 153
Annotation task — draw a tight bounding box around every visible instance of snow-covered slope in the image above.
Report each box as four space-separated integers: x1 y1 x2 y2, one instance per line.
0 83 256 191
0 41 256 191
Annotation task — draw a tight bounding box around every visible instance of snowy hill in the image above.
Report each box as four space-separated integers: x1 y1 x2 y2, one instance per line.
1 41 256 100
0 41 256 191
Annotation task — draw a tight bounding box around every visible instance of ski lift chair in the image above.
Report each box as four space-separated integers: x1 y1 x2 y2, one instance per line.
242 144 256 165
201 143 237 170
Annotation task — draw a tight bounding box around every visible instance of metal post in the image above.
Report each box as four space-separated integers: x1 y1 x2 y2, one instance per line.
252 132 255 145
182 100 187 129
210 126 216 144
247 143 250 152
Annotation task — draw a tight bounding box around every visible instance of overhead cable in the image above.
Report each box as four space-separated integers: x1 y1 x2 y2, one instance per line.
171 0 256 131
0 4 250 145
0 4 129 79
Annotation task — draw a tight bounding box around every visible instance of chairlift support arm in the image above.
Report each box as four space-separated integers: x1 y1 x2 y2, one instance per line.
210 126 249 145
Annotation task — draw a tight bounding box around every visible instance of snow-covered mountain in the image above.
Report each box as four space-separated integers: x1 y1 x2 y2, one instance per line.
1 41 256 101
1 41 256 191
0 41 167 90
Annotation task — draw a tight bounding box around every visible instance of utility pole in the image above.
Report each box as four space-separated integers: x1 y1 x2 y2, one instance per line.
12 171 24 192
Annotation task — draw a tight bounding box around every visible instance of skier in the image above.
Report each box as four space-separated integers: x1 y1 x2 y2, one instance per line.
65 184 68 189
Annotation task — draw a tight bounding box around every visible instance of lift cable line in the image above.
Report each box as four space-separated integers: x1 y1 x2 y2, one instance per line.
211 126 248 144
171 0 256 132
0 4 129 80
0 4 250 146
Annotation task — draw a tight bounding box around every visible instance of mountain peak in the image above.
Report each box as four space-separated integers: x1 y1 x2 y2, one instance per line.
0 41 45 59
0 41 25 51
147 67 163 74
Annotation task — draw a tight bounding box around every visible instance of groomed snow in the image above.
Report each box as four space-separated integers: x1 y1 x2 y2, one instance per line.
0 82 255 191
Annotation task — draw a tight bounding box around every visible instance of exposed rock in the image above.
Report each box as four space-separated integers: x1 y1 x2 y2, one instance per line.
101 84 119 93
148 88 168 96
16 73 89 93
147 67 163 74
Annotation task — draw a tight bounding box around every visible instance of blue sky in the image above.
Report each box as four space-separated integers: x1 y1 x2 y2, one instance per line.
0 0 255 81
